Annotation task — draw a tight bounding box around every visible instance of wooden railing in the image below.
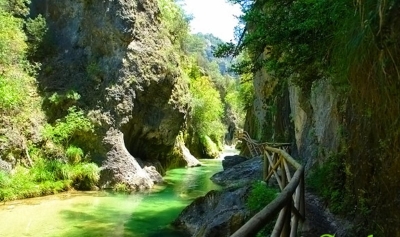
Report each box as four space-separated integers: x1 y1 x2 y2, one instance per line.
232 132 305 237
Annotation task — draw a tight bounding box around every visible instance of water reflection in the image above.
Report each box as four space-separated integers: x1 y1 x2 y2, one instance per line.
0 159 224 237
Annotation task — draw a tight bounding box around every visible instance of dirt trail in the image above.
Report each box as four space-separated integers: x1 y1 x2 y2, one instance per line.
301 192 351 237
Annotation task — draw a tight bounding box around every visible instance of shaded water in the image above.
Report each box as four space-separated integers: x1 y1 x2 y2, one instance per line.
0 158 229 237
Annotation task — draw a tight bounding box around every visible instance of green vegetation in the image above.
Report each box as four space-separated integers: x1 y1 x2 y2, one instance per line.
0 1 100 201
0 9 30 112
43 106 94 147
308 155 346 213
158 0 190 49
246 181 277 213
0 160 99 201
113 182 130 193
25 14 47 59
189 75 225 153
215 0 400 235
246 181 278 236
216 0 348 92
158 0 248 158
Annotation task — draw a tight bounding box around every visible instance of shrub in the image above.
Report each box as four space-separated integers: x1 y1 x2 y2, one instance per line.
246 181 279 236
246 181 278 213
0 0 30 16
157 0 190 48
25 14 48 58
0 10 27 65
43 106 94 146
48 91 81 106
113 183 130 193
30 159 56 182
0 161 100 201
69 163 99 190
66 145 84 164
0 75 24 110
0 171 11 188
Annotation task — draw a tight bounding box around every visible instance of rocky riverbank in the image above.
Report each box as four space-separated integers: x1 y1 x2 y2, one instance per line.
173 155 256 236
173 154 350 237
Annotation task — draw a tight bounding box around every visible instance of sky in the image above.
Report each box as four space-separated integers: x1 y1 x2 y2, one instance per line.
180 0 242 42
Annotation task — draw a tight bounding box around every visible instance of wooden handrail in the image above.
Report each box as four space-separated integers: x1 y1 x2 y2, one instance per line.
232 132 305 237
231 167 304 237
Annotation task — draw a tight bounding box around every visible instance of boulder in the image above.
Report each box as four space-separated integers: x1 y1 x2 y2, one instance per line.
143 166 163 184
222 155 247 170
211 156 263 187
99 129 153 191
181 143 201 167
173 187 251 237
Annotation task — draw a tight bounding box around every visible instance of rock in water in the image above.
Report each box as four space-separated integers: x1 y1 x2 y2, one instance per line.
211 156 263 187
221 155 247 170
143 166 163 184
173 187 251 237
181 143 201 167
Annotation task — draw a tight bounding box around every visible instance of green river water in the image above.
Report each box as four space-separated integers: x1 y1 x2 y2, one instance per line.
0 153 236 237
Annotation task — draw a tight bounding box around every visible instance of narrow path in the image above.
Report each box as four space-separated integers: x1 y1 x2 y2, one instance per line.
301 192 350 237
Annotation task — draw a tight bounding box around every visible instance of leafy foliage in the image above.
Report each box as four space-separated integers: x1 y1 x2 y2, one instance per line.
66 145 84 164
25 14 48 58
0 0 30 17
246 181 278 213
246 182 278 236
217 0 348 91
0 10 27 66
157 0 190 48
43 106 94 146
0 75 24 110
0 2 43 168
189 75 225 142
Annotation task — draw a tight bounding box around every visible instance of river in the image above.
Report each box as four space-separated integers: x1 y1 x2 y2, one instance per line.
0 148 238 237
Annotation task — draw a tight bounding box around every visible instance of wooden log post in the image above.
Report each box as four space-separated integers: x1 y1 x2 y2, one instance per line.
271 208 287 237
263 151 269 180
281 198 292 237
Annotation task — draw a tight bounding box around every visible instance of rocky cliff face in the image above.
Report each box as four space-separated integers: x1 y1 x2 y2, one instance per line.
245 71 342 172
288 79 341 171
30 0 190 190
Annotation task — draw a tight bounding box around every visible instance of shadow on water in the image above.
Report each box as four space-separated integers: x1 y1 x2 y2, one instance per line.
0 159 228 236
57 160 223 237
59 204 188 237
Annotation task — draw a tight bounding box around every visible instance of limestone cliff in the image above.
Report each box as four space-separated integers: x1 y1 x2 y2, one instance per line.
244 74 342 172
233 0 400 234
288 79 342 171
30 0 189 190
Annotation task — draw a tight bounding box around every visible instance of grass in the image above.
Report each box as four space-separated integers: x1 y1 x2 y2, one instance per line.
0 160 99 201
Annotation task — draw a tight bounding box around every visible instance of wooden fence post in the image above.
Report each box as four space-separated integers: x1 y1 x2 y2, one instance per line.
281 199 291 237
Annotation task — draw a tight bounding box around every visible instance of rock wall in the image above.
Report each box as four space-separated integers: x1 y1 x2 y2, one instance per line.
246 72 342 172
289 79 341 171
30 0 190 190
